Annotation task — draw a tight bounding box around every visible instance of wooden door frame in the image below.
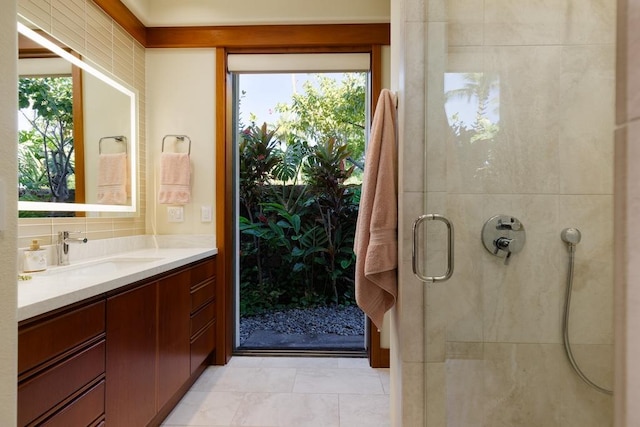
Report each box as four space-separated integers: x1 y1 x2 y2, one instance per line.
217 44 389 367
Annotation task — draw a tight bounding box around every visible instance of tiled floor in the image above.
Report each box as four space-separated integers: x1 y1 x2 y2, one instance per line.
161 356 390 427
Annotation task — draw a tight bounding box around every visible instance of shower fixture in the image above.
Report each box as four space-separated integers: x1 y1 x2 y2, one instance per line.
561 227 613 395
481 215 526 265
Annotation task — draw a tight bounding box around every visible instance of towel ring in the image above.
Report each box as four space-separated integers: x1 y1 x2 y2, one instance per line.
99 136 127 154
162 134 192 155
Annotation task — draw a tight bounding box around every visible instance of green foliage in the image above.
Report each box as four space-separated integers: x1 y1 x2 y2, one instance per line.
238 122 282 214
18 76 75 203
275 74 366 163
238 123 360 315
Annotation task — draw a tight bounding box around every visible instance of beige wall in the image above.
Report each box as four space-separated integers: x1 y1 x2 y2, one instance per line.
0 1 18 424
394 0 616 425
614 1 640 426
146 48 216 237
17 0 146 249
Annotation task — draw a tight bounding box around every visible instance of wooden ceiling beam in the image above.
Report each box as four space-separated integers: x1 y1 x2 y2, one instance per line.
146 23 390 48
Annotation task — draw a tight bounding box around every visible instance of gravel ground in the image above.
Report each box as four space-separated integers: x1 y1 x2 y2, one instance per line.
239 305 365 344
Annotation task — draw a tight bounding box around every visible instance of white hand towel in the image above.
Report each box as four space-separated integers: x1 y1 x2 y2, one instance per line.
158 152 191 204
97 152 128 205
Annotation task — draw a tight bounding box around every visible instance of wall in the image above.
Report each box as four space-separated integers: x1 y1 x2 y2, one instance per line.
17 0 146 248
395 0 616 425
0 0 18 423
615 0 640 425
146 48 216 237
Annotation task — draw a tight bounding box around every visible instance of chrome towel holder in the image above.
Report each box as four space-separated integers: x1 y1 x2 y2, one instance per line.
162 134 192 155
99 135 127 154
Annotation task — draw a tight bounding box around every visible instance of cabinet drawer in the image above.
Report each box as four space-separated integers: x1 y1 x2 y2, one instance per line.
19 340 105 426
190 322 215 374
190 259 216 288
19 300 105 375
190 302 215 337
41 379 105 427
191 279 215 312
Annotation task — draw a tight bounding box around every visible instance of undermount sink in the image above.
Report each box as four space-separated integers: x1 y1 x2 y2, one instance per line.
40 257 164 278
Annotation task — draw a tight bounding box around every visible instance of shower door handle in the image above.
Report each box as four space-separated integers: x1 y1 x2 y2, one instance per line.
412 214 454 283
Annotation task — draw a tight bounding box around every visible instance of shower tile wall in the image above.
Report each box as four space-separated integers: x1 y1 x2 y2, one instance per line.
396 0 615 425
17 0 146 248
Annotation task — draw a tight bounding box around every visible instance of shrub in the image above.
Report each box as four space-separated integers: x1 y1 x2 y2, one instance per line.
238 124 360 315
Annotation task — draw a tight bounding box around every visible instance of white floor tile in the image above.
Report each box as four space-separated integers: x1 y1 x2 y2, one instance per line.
377 369 391 394
339 394 391 427
259 356 341 369
191 366 297 393
231 392 340 426
293 368 385 395
163 357 391 427
337 357 371 369
161 390 245 426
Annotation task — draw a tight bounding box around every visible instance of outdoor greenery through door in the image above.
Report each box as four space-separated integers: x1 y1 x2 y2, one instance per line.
236 72 369 351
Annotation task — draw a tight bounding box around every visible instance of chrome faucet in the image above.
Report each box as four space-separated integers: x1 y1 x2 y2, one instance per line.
57 231 88 265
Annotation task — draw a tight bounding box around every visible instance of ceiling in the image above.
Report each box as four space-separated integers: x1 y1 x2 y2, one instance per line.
119 0 390 27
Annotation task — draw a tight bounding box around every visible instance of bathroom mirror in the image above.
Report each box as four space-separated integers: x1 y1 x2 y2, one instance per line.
17 19 137 215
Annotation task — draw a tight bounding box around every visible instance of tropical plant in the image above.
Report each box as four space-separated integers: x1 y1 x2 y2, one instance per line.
275 73 367 165
303 138 357 304
18 76 75 203
238 122 284 285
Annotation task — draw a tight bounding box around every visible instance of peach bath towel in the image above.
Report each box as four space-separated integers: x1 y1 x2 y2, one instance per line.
354 89 398 331
158 152 192 204
97 152 128 205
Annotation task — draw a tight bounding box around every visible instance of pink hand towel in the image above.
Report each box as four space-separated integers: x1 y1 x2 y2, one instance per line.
97 152 128 205
354 89 398 331
158 152 191 204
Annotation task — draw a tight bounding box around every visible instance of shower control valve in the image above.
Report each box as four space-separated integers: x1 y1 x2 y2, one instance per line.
497 217 521 231
482 214 526 266
494 237 512 252
493 237 514 264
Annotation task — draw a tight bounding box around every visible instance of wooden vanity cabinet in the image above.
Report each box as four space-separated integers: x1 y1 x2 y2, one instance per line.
18 299 106 427
105 280 158 427
18 255 217 427
106 256 216 426
157 269 191 410
189 260 216 374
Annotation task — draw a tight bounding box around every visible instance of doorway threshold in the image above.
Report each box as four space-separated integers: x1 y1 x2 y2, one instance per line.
236 330 366 358
234 348 367 358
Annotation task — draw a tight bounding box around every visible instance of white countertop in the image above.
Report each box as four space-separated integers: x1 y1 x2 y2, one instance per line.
18 247 217 322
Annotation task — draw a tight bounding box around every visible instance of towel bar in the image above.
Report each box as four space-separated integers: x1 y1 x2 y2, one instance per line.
99 136 127 154
162 134 192 155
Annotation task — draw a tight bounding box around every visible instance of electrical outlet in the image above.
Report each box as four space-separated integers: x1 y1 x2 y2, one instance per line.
167 206 184 222
201 205 212 222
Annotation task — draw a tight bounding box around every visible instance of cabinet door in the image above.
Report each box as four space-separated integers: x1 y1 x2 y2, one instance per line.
106 283 157 427
157 270 191 410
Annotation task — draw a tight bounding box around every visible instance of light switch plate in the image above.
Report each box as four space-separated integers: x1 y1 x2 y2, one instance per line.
201 205 212 222
167 206 184 222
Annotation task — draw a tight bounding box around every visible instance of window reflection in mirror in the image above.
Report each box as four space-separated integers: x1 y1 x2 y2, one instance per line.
18 55 80 216
17 20 137 216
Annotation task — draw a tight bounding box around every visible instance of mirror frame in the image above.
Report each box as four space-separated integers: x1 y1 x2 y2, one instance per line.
17 19 138 214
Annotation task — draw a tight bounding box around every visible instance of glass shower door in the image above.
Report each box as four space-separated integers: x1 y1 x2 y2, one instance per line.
418 1 615 425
